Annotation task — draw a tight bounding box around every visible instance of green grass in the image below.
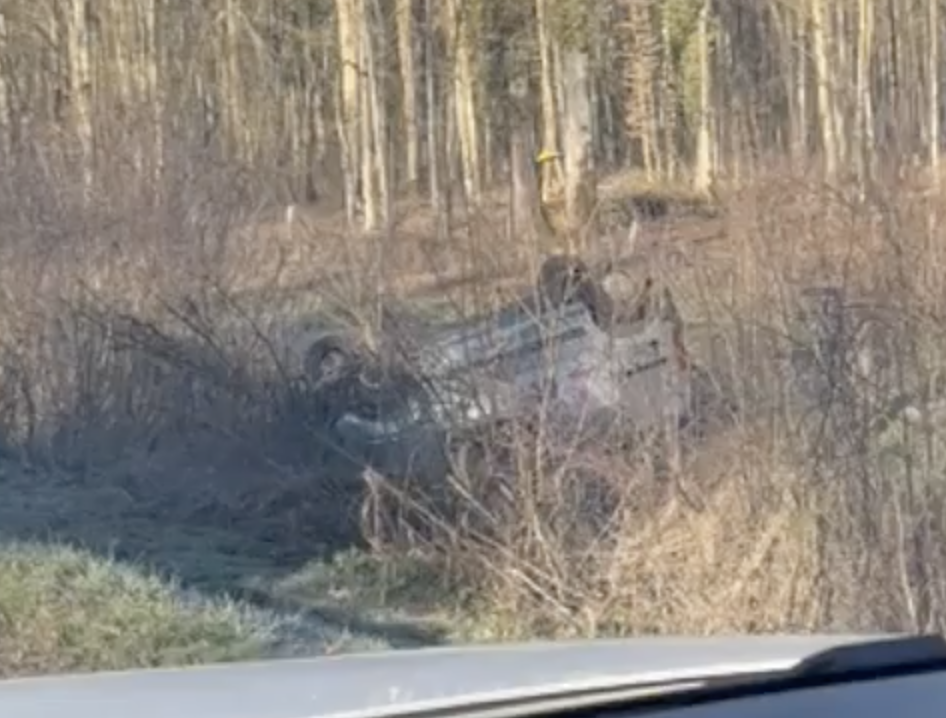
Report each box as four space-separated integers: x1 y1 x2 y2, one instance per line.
0 539 395 678
256 548 525 646
0 457 404 677
0 542 269 677
264 549 457 641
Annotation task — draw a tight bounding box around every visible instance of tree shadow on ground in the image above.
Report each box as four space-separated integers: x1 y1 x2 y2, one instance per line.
0 286 470 652
0 441 450 651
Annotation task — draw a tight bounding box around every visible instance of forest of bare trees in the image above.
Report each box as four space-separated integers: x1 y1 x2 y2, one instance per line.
0 0 942 232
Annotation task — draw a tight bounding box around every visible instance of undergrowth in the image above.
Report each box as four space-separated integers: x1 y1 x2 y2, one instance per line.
2 128 946 674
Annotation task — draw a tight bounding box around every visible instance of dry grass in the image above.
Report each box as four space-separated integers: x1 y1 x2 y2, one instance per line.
2 126 946 675
295 163 946 642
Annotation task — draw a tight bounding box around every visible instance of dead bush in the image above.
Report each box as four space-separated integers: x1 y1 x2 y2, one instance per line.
359 166 946 640
0 128 383 554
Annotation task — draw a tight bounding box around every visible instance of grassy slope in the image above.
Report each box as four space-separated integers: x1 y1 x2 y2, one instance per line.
0 541 266 677
0 539 398 678
0 457 400 678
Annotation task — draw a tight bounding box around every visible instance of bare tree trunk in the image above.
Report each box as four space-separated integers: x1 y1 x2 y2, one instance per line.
794 7 809 165
336 0 362 225
811 0 840 180
140 0 163 196
929 0 940 186
445 0 481 203
358 0 387 231
0 12 10 154
535 0 560 198
508 71 539 245
854 0 874 191
694 0 713 194
831 2 852 171
423 0 441 209
560 48 596 255
396 0 419 191
368 0 391 231
221 0 242 157
65 0 94 198
619 0 659 180
658 6 679 179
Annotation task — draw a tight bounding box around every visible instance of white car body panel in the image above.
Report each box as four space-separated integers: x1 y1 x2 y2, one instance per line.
334 298 689 446
0 635 917 718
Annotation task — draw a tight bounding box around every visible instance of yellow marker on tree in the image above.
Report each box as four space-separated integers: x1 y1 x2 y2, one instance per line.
534 148 571 253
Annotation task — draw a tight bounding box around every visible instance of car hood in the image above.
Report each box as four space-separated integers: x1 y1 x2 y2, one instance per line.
0 635 901 718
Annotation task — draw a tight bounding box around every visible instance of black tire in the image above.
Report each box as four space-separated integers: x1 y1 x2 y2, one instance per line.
303 334 359 385
536 254 614 329
631 193 669 220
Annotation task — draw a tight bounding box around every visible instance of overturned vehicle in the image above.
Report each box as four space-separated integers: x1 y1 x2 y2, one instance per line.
303 256 695 482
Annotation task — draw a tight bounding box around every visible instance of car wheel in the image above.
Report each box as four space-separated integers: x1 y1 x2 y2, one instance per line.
536 254 614 329
303 334 359 385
